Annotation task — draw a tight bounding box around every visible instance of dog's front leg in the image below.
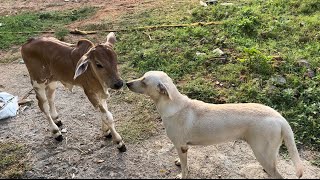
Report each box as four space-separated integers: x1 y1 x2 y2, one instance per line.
175 145 189 179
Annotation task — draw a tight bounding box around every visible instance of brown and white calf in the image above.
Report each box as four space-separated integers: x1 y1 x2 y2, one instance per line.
21 32 126 152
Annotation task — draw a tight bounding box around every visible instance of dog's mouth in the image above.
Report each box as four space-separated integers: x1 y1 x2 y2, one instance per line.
126 82 145 94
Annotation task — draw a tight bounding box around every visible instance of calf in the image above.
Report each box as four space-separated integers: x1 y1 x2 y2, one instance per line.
21 32 126 152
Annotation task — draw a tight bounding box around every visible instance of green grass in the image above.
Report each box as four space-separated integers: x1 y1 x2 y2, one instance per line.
0 7 96 49
0 141 28 178
118 94 160 143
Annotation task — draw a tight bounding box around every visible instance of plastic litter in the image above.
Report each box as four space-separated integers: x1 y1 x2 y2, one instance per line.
0 92 19 120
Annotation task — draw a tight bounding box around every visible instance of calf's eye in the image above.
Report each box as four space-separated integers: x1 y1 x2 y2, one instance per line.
96 63 103 68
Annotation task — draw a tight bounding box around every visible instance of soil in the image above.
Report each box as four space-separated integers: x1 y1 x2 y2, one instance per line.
0 0 319 179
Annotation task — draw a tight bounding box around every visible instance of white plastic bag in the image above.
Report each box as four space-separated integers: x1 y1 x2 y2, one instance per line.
0 92 19 120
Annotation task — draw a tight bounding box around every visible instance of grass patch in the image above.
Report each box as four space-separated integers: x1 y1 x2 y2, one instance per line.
110 65 161 143
0 7 96 49
0 141 28 178
311 155 320 167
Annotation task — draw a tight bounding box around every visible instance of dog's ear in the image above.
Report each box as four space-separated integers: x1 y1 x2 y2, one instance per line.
158 82 172 100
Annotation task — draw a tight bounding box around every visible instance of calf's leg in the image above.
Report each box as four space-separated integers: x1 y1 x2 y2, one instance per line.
32 80 62 141
46 81 62 127
85 91 126 152
100 102 126 152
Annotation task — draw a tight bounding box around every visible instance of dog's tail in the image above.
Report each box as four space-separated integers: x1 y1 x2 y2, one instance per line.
281 120 304 178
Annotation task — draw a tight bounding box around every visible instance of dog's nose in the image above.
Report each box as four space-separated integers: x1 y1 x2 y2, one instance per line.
113 80 123 89
126 82 132 87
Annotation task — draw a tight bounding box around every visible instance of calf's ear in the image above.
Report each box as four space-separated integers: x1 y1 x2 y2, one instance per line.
105 32 116 47
74 48 94 79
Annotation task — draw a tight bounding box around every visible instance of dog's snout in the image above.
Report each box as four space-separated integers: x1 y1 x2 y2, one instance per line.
113 80 123 89
126 82 133 87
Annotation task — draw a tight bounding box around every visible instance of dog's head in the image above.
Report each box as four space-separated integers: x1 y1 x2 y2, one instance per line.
126 71 172 101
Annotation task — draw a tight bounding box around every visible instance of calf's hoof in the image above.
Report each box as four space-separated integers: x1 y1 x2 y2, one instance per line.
117 144 127 152
55 135 63 142
104 131 112 139
55 120 63 127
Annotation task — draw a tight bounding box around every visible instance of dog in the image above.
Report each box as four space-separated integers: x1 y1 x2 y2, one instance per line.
126 71 304 179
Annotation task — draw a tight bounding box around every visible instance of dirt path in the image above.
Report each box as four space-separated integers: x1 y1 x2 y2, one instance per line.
0 0 319 179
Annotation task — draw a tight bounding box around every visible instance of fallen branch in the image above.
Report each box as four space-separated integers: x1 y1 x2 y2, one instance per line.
69 29 98 35
18 88 34 106
18 99 33 106
20 88 34 100
0 21 222 35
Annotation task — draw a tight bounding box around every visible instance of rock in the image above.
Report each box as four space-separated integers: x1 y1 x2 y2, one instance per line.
306 69 315 78
96 159 105 163
212 48 224 56
199 0 207 7
196 51 206 56
297 59 310 68
270 75 286 85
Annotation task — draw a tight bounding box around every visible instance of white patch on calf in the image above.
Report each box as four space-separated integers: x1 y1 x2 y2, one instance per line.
47 82 58 119
32 80 61 137
99 100 122 143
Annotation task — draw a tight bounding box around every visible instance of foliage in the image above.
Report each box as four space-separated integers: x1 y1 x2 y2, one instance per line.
0 141 28 178
0 7 95 49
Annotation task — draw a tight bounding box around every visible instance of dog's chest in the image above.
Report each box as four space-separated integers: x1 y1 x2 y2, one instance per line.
162 113 193 142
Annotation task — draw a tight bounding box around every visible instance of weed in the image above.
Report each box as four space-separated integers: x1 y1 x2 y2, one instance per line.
0 7 95 49
0 141 28 178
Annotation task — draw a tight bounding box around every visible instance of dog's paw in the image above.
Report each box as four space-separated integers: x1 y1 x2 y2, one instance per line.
174 158 181 166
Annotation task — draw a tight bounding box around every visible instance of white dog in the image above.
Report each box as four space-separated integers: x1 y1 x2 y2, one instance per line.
126 71 304 179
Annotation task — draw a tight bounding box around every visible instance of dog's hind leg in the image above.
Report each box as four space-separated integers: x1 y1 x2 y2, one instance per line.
248 134 283 179
175 145 189 179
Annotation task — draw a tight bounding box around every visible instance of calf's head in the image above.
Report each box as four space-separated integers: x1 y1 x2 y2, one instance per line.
73 32 123 90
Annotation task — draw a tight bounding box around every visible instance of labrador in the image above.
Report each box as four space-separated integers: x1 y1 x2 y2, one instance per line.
126 71 303 179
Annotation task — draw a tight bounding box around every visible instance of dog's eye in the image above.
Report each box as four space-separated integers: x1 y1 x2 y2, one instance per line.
96 63 103 69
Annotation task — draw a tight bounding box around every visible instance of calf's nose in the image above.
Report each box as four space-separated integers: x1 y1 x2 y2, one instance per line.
114 80 123 89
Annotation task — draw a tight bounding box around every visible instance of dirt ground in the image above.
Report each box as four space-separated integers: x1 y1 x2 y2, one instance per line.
0 0 320 179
